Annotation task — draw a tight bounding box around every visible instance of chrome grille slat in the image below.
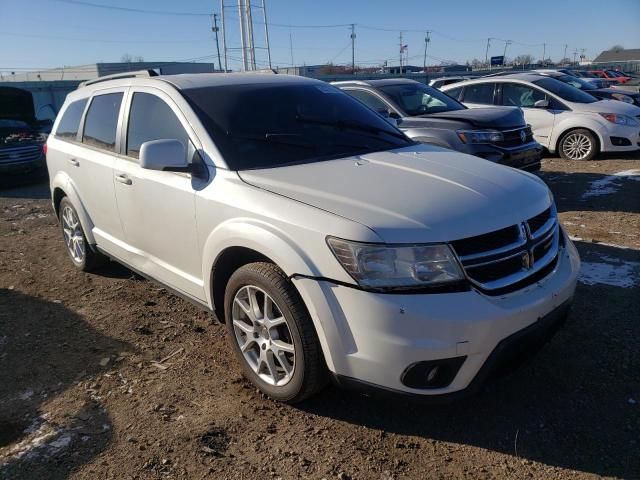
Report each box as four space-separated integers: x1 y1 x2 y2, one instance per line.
0 145 42 164
450 206 560 294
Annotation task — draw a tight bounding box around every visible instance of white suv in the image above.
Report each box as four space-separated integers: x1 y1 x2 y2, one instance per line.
47 71 580 403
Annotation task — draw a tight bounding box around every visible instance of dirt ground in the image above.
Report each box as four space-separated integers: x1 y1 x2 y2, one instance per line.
1 152 639 480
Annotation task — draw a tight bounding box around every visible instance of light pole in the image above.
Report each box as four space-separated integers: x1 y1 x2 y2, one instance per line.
350 24 356 74
503 40 512 66
212 13 222 71
485 37 492 70
423 31 431 72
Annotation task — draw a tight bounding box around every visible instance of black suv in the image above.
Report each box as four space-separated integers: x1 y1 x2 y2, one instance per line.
333 79 542 171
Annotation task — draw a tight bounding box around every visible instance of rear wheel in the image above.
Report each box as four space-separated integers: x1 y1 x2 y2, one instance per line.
224 262 327 403
59 197 107 271
558 129 598 161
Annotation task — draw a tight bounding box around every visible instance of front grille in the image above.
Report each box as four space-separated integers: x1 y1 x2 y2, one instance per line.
494 126 534 148
0 145 42 165
450 205 560 295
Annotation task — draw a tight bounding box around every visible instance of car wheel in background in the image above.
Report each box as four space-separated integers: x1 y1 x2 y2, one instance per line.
224 262 327 403
558 129 598 161
59 197 107 271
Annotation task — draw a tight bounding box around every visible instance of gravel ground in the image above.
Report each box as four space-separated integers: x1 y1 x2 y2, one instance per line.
0 152 639 480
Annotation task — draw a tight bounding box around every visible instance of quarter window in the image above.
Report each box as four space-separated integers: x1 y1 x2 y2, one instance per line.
55 99 88 140
82 93 123 152
500 83 546 108
126 92 189 159
462 83 495 104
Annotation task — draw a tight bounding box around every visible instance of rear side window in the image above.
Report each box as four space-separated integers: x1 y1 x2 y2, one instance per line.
343 89 390 113
55 99 87 140
445 86 463 100
500 83 546 107
82 93 123 152
462 83 495 104
126 92 189 159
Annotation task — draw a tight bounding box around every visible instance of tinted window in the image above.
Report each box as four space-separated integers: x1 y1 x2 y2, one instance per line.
462 83 495 104
344 89 390 113
557 74 595 90
532 78 598 103
127 93 189 159
445 86 463 100
55 99 87 140
378 83 465 116
182 83 413 170
82 93 123 151
500 83 546 107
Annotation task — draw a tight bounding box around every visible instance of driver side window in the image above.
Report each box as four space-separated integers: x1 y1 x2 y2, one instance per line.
500 83 546 108
126 92 190 159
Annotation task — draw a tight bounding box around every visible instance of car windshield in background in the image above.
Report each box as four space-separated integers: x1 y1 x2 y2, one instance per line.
532 78 598 103
557 74 596 90
378 83 466 116
182 83 413 170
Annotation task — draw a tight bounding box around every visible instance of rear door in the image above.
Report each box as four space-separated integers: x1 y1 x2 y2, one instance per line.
497 82 558 148
60 89 127 254
460 82 497 108
112 88 204 300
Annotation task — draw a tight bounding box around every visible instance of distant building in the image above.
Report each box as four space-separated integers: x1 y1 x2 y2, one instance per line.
275 65 327 76
592 48 640 71
0 62 219 113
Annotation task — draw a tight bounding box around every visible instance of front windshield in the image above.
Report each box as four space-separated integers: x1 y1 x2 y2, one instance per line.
532 77 599 103
377 83 466 116
182 83 414 170
557 74 596 90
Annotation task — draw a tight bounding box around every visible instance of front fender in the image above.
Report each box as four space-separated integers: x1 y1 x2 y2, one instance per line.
50 171 96 245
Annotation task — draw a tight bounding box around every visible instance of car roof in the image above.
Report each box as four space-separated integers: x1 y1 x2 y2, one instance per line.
448 72 546 85
332 78 420 88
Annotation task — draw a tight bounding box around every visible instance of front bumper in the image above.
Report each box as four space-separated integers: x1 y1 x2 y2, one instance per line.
468 142 543 171
0 153 46 177
293 232 580 398
599 123 640 152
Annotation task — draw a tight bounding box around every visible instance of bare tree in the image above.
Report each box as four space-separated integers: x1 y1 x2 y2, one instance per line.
134 56 145 62
470 58 484 69
559 57 572 65
513 54 534 65
120 53 133 63
609 44 624 52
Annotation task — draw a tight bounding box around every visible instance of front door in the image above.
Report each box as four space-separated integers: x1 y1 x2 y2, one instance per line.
113 88 204 300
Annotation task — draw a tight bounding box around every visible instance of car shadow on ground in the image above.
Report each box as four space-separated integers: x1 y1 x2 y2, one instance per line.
0 180 50 200
297 241 640 478
0 289 133 479
538 169 640 214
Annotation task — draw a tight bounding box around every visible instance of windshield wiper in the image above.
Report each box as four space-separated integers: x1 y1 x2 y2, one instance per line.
231 132 317 150
295 115 408 141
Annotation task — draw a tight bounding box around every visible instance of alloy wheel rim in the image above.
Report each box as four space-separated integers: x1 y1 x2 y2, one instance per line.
61 205 85 263
231 285 295 386
563 133 592 160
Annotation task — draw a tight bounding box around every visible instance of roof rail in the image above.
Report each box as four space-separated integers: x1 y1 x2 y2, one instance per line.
78 69 159 88
330 80 370 86
240 68 278 74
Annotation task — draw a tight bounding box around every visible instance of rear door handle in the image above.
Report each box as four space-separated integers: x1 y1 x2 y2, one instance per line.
115 173 132 185
68 158 79 167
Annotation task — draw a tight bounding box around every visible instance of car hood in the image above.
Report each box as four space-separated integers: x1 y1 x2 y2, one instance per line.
413 106 525 129
238 144 551 243
0 86 36 123
577 98 640 115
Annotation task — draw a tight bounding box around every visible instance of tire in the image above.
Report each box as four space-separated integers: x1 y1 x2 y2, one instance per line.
558 129 598 161
59 197 107 272
224 262 327 403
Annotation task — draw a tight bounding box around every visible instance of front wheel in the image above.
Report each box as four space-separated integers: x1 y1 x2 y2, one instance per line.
558 129 598 161
224 262 327 403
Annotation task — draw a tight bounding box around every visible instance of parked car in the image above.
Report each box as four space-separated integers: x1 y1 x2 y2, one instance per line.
47 71 580 403
428 76 473 89
333 79 542 171
442 73 640 161
534 70 640 106
0 86 53 186
591 69 632 84
553 69 611 88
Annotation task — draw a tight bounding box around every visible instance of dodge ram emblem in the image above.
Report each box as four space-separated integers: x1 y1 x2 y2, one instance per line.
520 130 527 143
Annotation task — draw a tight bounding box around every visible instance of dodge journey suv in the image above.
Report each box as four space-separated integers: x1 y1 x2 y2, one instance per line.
47 71 580 403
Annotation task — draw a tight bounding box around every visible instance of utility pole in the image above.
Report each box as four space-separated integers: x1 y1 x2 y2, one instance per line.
260 0 272 69
212 13 222 71
485 37 492 70
563 44 568 64
399 31 403 75
350 24 356 74
580 48 586 64
542 43 546 65
289 29 294 68
503 40 512 66
573 49 578 65
423 31 431 72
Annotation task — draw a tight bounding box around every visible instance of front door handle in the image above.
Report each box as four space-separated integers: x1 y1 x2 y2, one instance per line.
115 173 132 185
68 158 79 167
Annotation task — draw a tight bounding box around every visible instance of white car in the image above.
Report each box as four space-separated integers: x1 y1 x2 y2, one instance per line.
442 73 640 160
46 71 580 403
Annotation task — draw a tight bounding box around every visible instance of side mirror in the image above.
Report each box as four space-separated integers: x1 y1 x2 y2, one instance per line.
533 99 550 108
140 139 189 173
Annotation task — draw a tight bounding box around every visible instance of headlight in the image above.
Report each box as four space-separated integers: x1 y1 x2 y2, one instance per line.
327 237 464 289
598 113 639 126
457 129 503 144
610 93 634 104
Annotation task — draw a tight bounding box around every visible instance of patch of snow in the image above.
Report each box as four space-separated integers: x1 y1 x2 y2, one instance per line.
582 169 640 199
19 389 34 401
579 254 640 288
0 415 74 464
